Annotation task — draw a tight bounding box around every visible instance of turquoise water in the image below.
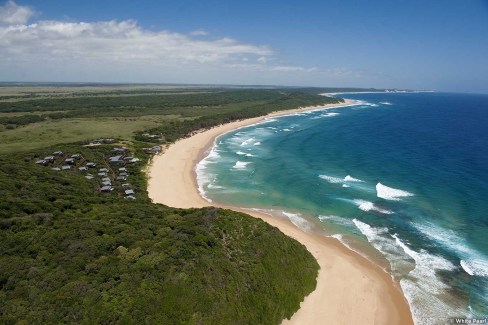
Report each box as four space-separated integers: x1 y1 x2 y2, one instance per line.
196 92 488 324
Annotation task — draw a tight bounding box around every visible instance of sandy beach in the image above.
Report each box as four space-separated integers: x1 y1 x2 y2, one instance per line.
147 101 414 325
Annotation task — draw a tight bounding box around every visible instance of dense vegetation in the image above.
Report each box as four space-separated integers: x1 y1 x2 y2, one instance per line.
0 89 343 152
0 87 335 324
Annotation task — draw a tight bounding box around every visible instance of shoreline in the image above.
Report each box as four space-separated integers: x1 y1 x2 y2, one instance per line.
147 101 414 324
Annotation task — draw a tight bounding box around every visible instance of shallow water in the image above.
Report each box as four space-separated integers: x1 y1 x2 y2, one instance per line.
197 92 488 324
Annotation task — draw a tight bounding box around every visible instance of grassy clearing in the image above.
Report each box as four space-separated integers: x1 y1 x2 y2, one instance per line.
0 110 67 117
0 115 182 153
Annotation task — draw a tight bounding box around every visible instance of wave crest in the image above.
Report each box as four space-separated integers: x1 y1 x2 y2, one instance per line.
353 199 393 214
319 174 343 183
240 138 255 146
233 161 250 169
344 175 363 182
282 211 312 231
376 182 414 201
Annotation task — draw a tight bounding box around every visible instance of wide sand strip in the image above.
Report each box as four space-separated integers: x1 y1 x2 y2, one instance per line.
147 101 413 325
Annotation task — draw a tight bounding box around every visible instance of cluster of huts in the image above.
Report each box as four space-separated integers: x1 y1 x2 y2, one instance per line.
97 166 135 200
108 146 141 164
36 151 81 171
143 145 162 154
35 146 139 200
142 133 162 140
84 138 115 148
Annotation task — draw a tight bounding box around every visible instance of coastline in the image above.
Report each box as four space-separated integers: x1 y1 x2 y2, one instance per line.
147 101 414 325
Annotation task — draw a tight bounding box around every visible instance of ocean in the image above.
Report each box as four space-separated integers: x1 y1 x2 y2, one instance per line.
196 92 488 324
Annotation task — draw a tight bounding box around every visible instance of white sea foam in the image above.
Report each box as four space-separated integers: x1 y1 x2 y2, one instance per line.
352 219 399 258
352 219 462 324
195 146 223 202
460 260 475 276
344 175 364 182
253 142 261 146
331 234 343 240
263 118 277 123
376 182 414 201
353 219 388 242
319 174 365 186
282 211 312 231
233 161 250 169
318 215 334 221
380 101 393 105
328 233 372 260
400 279 460 325
319 174 343 184
236 151 255 157
353 199 393 214
320 112 340 118
325 112 340 117
349 100 380 108
205 149 220 160
207 183 224 189
413 222 488 277
393 234 456 277
248 208 312 231
319 215 354 227
352 219 415 274
392 234 465 325
460 260 488 277
240 138 255 146
282 128 292 132
195 163 212 202
310 112 340 119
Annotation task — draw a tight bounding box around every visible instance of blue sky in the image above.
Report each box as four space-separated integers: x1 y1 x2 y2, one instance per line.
1 0 488 92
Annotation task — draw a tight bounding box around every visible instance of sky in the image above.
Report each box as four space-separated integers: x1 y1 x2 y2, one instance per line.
1 0 488 93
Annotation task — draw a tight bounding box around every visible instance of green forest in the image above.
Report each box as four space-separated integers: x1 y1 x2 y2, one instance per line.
0 87 343 324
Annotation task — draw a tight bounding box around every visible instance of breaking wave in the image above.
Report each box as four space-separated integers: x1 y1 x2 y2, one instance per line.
344 175 364 182
353 199 393 214
376 182 414 201
236 151 255 157
233 161 250 169
413 222 488 277
319 174 365 186
319 174 343 183
310 112 340 119
240 138 255 146
282 211 312 231
352 219 463 325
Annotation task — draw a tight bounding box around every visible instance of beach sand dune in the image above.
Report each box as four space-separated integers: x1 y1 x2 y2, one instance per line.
147 101 413 325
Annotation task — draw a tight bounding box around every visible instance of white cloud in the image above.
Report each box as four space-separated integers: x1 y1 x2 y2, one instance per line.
0 1 353 85
271 65 317 72
190 29 208 36
0 1 275 70
0 18 272 64
0 0 34 25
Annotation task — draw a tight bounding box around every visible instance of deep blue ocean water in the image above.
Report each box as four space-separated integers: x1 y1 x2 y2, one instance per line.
196 92 488 324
